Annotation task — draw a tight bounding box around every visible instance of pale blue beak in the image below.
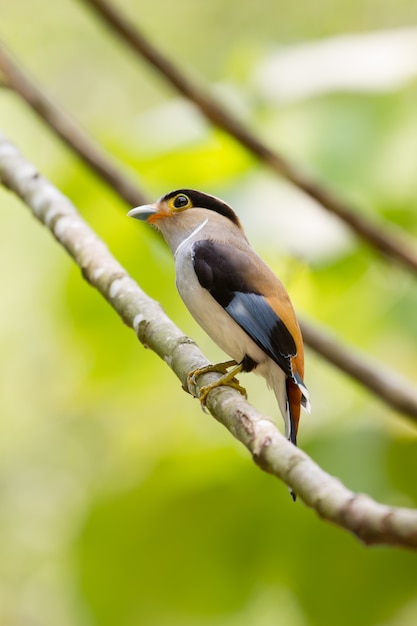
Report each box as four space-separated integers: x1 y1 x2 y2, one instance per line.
127 204 157 221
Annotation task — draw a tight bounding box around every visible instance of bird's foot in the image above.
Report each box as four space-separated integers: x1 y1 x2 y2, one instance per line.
199 374 247 406
187 360 237 387
187 360 247 406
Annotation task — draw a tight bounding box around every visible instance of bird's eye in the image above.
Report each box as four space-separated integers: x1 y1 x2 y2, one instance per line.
171 194 192 210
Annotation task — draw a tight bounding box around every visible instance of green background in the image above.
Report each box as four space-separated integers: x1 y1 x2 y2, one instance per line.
1 1 417 624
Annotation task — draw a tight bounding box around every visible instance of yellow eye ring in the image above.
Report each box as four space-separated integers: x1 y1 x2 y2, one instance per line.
169 193 192 211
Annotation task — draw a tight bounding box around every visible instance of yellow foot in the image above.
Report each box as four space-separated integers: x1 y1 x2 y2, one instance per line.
187 360 237 388
199 375 247 406
187 360 247 406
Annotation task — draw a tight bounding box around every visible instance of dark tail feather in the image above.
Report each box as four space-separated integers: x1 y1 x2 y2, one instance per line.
285 379 298 447
286 379 298 502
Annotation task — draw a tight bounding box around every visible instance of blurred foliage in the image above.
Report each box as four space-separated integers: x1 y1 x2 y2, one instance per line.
1 0 417 625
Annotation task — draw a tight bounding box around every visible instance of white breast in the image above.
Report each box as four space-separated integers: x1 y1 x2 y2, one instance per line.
174 232 264 365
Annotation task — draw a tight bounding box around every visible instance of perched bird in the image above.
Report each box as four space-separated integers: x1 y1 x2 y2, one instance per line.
128 189 310 447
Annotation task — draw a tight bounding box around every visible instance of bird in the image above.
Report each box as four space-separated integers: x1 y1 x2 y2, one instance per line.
128 189 310 448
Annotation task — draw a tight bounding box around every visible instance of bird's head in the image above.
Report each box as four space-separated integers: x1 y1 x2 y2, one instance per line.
128 189 244 252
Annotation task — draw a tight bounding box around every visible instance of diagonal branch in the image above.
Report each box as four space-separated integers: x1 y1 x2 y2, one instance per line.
301 321 417 420
1 133 417 550
0 41 147 207
79 0 417 275
1 44 417 422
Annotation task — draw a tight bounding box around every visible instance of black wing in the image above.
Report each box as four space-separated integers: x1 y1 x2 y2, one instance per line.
192 239 296 378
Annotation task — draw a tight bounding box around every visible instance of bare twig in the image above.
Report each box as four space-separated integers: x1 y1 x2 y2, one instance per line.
0 72 9 87
0 41 147 207
1 44 417 421
1 133 416 549
301 321 417 420
79 0 417 274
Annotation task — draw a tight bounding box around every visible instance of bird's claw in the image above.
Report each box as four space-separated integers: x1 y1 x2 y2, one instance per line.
199 377 247 405
187 360 236 392
187 371 199 388
187 360 246 406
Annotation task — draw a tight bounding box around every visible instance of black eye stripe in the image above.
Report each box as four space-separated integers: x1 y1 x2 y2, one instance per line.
162 189 241 227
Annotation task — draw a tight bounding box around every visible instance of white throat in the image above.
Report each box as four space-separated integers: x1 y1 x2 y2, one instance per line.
174 218 208 258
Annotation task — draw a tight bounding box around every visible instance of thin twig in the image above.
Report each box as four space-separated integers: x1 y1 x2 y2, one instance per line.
79 0 417 274
1 133 416 549
1 44 417 421
0 72 10 88
301 321 417 420
0 41 147 207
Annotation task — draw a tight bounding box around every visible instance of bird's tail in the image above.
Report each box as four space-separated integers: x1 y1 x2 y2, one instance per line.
265 364 310 445
285 373 310 447
286 374 310 502
285 380 298 446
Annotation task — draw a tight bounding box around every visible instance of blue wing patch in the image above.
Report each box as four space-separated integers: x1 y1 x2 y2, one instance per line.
225 292 296 378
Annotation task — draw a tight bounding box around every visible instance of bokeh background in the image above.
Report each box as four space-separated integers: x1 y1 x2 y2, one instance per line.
1 1 417 624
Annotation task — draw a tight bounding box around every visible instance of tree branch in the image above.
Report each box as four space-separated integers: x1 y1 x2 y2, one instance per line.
301 321 417 420
0 41 147 207
1 44 417 422
1 133 416 549
79 0 417 275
